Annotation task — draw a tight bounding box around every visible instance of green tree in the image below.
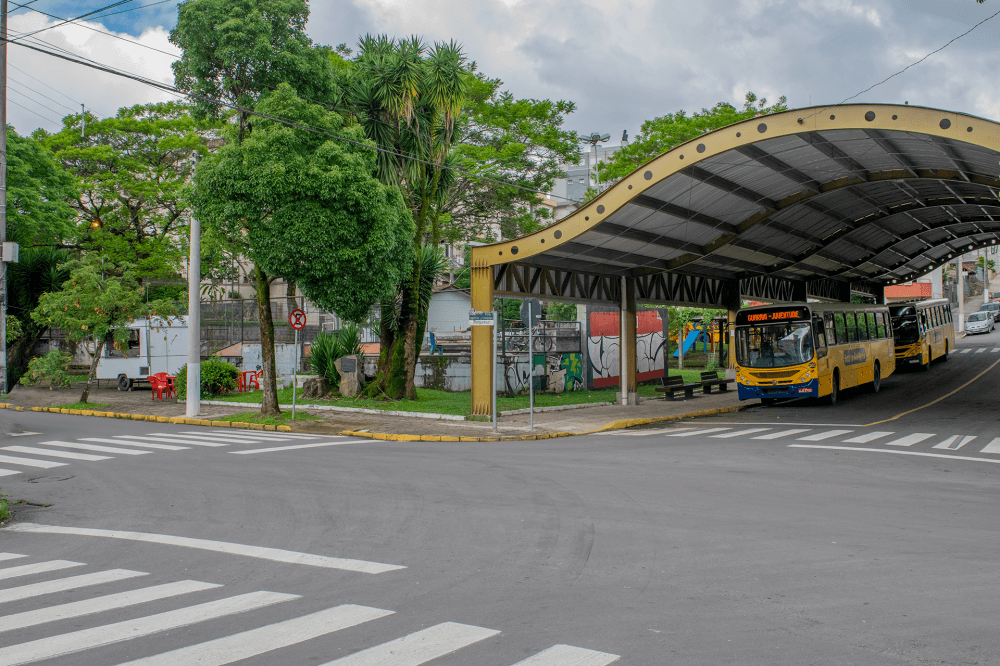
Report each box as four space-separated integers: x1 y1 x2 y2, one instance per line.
170 0 336 415
7 126 77 246
6 247 71 387
599 93 787 185
545 302 577 321
39 103 211 283
32 255 174 404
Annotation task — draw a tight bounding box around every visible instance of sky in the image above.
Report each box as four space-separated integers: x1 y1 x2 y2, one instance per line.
6 0 1000 145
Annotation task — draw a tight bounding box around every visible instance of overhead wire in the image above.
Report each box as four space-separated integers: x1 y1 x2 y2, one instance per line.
8 97 61 124
10 0 139 41
9 76 78 113
7 84 70 119
9 62 81 106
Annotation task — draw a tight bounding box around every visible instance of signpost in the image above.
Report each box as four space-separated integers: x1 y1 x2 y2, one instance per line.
520 299 542 432
289 308 306 419
469 309 497 431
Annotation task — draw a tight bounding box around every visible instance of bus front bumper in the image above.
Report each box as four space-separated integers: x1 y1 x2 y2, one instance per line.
738 379 820 401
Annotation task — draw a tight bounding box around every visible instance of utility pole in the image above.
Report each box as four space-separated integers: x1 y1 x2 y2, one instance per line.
186 157 201 417
579 132 610 194
80 104 85 138
1 0 8 395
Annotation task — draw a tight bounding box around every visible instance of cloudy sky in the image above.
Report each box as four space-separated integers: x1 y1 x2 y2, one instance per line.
6 0 1000 144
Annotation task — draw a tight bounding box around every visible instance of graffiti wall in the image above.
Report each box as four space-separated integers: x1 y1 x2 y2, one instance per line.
588 309 667 388
499 351 585 394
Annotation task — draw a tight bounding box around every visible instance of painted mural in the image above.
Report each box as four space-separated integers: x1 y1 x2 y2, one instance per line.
588 310 666 388
501 351 585 394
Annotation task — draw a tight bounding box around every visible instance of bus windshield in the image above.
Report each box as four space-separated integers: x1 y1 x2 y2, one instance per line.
736 322 815 369
891 315 919 345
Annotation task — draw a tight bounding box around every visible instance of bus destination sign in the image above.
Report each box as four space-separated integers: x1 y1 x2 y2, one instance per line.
736 308 809 325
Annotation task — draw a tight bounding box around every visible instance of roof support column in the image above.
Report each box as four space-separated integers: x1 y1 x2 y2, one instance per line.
723 280 741 379
470 264 494 417
619 276 638 405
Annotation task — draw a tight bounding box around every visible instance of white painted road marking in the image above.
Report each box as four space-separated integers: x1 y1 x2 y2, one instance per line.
114 604 395 666
320 621 500 666
0 590 297 666
603 427 694 436
0 554 26 563
111 435 227 447
0 454 65 469
2 446 110 462
980 438 1000 454
884 433 935 447
666 428 732 437
511 644 621 665
41 441 151 455
8 433 41 437
976 348 989 353
0 469 19 477
81 438 187 451
933 436 977 450
6 523 406 574
0 560 83 581
842 431 895 444
959 348 973 354
0 569 147 604
0 580 222 633
181 431 320 441
993 348 1000 353
232 440 366 455
797 430 853 441
145 432 285 444
709 428 771 438
790 444 1000 464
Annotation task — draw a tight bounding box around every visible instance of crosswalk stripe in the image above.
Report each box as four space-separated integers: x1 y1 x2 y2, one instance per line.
0 469 19 477
232 440 366 455
80 438 187 451
791 444 1000 464
980 438 1000 454
0 554 26 563
181 430 320 441
144 433 284 444
752 429 810 439
993 348 1000 353
40 441 150 455
110 435 227 447
604 427 693 436
6 523 407 574
666 428 732 437
0 590 298 666
884 433 935 447
114 604 395 666
0 454 66 469
0 569 147 604
842 431 895 444
976 348 988 353
320 621 500 666
0 580 222 633
959 348 972 354
709 428 771 438
2 446 110 462
0 560 84 581
933 435 977 450
511 644 621 665
797 429 853 441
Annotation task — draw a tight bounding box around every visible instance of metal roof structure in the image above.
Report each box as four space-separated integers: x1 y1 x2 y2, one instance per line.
472 104 1000 306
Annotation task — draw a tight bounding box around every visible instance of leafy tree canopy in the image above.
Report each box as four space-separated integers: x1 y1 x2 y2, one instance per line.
599 92 787 185
190 84 415 322
7 126 76 245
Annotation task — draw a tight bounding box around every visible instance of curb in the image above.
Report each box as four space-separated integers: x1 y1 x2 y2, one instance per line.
339 404 745 442
201 400 465 421
0 403 292 432
500 402 615 416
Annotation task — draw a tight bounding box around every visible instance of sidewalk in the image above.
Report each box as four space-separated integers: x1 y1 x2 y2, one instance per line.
2 381 744 441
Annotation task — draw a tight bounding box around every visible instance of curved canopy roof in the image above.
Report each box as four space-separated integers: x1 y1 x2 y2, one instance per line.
474 104 1000 291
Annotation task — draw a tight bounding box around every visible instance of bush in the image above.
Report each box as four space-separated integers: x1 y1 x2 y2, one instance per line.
0 488 9 523
310 324 363 388
175 358 239 399
20 350 73 389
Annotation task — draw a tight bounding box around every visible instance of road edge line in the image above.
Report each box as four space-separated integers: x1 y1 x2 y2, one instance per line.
0 403 293 433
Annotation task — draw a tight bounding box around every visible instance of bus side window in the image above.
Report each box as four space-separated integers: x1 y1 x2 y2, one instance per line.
845 313 858 342
825 313 837 345
858 313 870 341
813 318 827 349
875 312 887 338
833 313 847 343
946 305 953 323
866 312 877 339
932 307 941 328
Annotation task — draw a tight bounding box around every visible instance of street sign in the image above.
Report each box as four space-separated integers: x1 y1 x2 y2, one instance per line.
520 298 542 326
469 310 496 327
289 309 307 330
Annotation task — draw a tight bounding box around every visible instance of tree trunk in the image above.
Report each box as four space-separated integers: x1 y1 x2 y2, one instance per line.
80 338 105 404
255 265 281 416
401 264 423 401
285 279 298 319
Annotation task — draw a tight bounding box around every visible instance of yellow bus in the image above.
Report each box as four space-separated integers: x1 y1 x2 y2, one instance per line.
888 298 955 371
734 303 896 405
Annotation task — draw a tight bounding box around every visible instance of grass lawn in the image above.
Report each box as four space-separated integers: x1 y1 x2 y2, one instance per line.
216 411 321 427
207 368 723 417
54 402 112 410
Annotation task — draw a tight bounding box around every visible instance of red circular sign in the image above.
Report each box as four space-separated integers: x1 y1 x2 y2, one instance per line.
289 309 307 330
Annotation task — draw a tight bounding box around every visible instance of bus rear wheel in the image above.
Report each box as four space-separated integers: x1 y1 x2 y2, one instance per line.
872 361 881 394
942 340 949 362
828 370 839 406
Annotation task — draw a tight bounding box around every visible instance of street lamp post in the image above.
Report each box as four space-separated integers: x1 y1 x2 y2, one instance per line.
580 132 610 194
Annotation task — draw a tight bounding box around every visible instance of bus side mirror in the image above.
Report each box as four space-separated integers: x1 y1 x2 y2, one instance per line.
817 349 828 359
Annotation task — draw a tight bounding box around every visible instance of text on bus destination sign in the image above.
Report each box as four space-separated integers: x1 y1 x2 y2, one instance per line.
746 309 807 323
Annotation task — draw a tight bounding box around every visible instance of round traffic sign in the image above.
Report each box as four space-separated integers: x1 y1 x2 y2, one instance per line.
289 309 307 330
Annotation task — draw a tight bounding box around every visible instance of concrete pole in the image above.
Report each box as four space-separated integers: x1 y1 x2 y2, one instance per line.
958 255 965 333
0 0 7 395
186 205 201 417
620 277 627 404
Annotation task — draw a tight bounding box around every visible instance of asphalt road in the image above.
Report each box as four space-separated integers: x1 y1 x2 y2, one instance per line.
2 327 1000 665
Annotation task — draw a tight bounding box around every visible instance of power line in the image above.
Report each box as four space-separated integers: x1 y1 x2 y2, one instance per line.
9 76 77 113
8 38 583 204
7 82 71 118
10 0 138 42
89 0 175 21
9 62 81 105
8 97 61 125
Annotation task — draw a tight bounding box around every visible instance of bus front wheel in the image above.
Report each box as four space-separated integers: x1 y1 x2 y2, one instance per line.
828 371 840 406
920 352 930 372
942 341 949 362
872 361 881 394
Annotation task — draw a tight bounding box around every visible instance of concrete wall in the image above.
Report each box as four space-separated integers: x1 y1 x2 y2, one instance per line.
426 290 472 335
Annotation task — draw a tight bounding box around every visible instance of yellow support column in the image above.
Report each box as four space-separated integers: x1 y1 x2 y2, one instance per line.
620 276 638 405
470 259 495 417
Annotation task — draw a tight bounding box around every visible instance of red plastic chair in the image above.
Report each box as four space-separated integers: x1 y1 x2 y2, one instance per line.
164 375 177 399
149 374 165 401
246 370 260 391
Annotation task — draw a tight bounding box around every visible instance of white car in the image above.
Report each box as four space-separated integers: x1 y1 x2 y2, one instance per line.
966 311 994 335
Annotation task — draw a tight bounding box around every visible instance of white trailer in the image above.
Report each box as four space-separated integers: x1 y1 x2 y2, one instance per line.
95 317 189 391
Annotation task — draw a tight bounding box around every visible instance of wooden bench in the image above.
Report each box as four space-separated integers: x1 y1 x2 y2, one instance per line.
655 375 700 399
699 371 734 394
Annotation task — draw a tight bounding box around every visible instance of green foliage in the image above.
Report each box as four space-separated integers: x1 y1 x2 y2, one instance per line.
0 488 9 523
497 298 522 324
600 92 787 184
5 316 22 344
310 325 364 388
175 358 240 399
545 302 577 321
20 350 73 389
191 84 415 322
7 126 77 245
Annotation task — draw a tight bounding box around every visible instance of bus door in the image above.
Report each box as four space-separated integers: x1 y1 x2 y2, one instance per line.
813 316 829 375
